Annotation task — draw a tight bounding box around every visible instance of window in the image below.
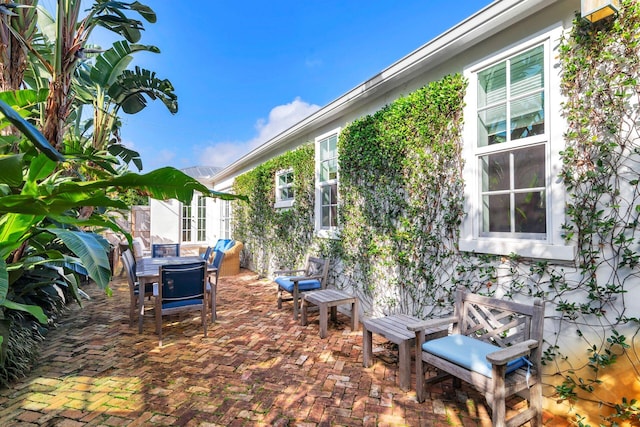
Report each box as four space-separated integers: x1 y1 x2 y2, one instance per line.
181 195 207 243
220 200 232 239
197 196 206 241
274 169 295 209
315 131 339 237
181 204 192 242
460 28 574 261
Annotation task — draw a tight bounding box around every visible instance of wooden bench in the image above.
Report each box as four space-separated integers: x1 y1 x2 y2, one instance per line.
362 314 447 391
301 289 358 338
407 288 544 427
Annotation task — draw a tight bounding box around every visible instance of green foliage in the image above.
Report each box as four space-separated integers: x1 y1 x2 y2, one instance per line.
337 74 470 315
233 144 317 275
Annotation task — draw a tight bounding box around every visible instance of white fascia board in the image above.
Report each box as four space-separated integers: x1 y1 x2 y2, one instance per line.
212 0 563 184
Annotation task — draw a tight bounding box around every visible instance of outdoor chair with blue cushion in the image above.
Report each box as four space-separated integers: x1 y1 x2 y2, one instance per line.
154 261 207 346
407 287 544 427
152 243 180 258
121 249 154 326
275 256 329 320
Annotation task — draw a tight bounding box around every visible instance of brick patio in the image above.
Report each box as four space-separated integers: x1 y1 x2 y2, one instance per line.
0 269 567 426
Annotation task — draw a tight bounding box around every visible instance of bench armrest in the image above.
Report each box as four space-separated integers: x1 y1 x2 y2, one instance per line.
486 339 539 365
406 316 456 332
288 274 324 283
274 268 306 276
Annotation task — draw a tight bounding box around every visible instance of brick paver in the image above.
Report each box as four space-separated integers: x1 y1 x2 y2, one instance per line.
0 269 567 426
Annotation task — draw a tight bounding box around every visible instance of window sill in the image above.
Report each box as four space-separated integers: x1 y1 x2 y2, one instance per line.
274 200 294 209
316 228 340 240
459 238 575 261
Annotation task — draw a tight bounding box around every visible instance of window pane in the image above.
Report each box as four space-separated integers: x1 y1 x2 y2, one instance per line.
482 194 510 233
514 145 545 189
510 45 543 98
478 104 506 146
510 92 544 140
481 152 510 192
478 62 506 107
515 191 546 233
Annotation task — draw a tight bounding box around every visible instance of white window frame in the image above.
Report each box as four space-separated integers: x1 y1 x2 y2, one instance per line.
315 129 340 238
220 199 233 240
181 194 208 244
459 25 575 261
274 168 295 209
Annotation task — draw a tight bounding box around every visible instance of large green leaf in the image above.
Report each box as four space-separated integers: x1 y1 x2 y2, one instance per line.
0 89 49 112
107 143 143 171
0 214 41 260
109 67 177 114
0 154 24 187
2 299 48 324
0 193 128 215
0 258 6 308
0 100 64 162
55 167 248 204
47 228 112 289
90 40 159 87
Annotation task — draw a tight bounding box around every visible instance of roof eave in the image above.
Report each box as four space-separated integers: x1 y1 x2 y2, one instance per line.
212 0 561 185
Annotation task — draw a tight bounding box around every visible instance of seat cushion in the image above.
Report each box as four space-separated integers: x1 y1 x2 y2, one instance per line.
162 299 203 310
422 334 527 378
275 277 322 293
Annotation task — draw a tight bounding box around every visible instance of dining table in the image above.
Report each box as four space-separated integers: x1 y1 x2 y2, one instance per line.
135 256 217 333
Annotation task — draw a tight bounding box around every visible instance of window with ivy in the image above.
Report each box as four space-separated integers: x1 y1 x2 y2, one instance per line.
477 44 546 236
461 27 573 261
275 169 295 208
315 131 339 236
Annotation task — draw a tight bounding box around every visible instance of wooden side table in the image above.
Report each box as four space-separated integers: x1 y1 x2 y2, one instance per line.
301 289 359 338
362 313 447 391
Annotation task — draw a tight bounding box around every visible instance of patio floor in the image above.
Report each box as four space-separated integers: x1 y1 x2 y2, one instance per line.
0 269 567 426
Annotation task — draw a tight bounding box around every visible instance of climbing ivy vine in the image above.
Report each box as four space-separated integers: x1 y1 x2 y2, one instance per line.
230 4 640 423
336 73 472 316
232 144 320 276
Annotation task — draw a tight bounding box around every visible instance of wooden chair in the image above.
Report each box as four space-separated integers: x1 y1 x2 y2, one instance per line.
154 261 207 346
121 249 153 326
152 243 180 258
275 256 329 320
407 287 544 427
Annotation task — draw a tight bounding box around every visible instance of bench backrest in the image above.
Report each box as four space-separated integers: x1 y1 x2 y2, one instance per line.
305 257 330 288
452 287 544 349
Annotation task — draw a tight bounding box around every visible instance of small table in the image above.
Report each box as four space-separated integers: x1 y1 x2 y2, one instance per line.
301 289 359 338
362 314 447 391
135 256 216 333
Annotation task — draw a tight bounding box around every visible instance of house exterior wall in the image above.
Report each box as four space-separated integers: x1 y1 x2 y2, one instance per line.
209 1 640 423
149 198 179 244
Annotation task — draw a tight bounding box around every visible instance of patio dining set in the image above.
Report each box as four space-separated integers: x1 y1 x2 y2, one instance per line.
121 245 544 427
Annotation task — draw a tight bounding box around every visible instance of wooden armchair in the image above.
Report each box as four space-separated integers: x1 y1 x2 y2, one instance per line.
275 256 329 320
407 287 544 427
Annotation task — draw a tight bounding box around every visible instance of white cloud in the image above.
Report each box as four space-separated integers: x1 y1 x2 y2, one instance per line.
197 97 321 168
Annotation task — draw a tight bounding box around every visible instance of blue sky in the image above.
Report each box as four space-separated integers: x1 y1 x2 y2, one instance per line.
80 1 494 171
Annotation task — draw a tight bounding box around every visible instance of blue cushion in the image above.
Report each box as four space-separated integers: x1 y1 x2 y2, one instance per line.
275 277 322 293
162 298 203 310
422 334 527 378
214 239 235 252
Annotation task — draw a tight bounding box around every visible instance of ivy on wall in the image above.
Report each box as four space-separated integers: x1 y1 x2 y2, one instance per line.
336 73 469 316
232 144 318 276
229 3 640 422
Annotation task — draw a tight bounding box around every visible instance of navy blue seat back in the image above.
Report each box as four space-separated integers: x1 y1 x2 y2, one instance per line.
160 261 206 308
